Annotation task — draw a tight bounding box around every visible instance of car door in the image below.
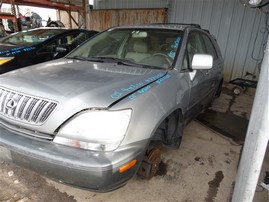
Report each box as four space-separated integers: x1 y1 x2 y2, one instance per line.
201 33 223 94
185 31 212 119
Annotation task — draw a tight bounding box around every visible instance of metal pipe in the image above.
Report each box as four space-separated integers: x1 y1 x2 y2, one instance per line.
232 36 269 201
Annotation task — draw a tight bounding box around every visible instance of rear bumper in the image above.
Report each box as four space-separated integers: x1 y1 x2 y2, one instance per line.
0 125 147 192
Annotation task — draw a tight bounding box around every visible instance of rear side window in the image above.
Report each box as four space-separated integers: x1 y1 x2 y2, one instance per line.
0 29 65 45
202 34 218 60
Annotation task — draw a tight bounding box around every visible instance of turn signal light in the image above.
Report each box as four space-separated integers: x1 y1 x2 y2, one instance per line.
0 57 14 65
119 159 137 173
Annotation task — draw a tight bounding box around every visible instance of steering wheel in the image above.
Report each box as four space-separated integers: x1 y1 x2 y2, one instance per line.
153 53 173 66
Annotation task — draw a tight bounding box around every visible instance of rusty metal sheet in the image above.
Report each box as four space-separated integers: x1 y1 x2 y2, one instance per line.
90 8 167 31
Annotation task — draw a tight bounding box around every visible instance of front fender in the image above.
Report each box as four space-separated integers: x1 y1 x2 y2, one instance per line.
110 71 190 146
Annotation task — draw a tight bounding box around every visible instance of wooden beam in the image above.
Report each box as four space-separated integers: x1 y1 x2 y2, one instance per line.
0 12 15 20
2 0 85 11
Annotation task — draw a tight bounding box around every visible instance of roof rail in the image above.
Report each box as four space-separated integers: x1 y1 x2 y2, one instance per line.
150 23 201 28
203 29 210 33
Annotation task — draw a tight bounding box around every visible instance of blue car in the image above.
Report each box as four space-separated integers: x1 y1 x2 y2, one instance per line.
0 27 98 74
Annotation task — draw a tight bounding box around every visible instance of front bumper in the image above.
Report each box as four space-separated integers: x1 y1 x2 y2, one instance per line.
0 125 147 192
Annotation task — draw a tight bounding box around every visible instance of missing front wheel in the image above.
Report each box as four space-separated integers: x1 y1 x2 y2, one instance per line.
138 147 161 180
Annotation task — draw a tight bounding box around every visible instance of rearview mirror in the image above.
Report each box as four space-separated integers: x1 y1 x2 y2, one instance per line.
191 54 213 70
132 31 147 38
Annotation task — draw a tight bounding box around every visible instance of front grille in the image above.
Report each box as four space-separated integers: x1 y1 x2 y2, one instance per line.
0 118 55 141
0 88 57 125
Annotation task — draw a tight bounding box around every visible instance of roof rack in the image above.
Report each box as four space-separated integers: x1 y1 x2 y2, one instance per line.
203 29 210 33
150 23 201 28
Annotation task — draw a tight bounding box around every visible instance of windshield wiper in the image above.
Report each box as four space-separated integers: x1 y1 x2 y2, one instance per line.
91 56 147 68
66 56 104 62
66 56 87 61
68 56 164 70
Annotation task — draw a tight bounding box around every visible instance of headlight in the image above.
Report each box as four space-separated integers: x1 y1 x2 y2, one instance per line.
53 109 132 151
0 57 14 65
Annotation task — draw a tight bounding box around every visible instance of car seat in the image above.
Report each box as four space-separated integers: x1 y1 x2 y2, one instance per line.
125 39 151 62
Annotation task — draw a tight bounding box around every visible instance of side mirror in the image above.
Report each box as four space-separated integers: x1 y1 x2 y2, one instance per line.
191 54 213 70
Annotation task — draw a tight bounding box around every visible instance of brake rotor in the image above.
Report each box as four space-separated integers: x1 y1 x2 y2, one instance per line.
138 148 161 180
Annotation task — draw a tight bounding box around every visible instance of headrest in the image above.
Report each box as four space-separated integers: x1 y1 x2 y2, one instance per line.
133 41 148 53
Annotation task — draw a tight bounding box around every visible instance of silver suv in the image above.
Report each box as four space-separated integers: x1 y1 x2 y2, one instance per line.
0 24 223 192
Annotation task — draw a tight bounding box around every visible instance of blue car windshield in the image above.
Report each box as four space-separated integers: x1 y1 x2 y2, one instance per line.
0 29 66 45
68 28 183 69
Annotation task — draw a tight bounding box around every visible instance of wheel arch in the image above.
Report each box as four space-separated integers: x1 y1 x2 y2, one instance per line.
150 107 184 149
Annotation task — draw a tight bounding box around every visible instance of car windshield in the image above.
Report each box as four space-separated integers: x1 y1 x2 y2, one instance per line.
0 29 66 45
68 28 183 69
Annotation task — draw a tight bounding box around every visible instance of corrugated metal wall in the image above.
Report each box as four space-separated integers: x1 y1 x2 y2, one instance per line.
168 0 267 81
93 0 267 81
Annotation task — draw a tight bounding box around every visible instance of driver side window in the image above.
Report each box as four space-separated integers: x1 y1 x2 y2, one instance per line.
181 53 189 71
38 33 79 53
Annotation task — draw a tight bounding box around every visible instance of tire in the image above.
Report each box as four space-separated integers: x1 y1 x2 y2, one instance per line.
47 21 59 27
233 86 242 95
47 21 65 28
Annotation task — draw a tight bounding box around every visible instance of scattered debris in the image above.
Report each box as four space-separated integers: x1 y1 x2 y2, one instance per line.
8 171 14 177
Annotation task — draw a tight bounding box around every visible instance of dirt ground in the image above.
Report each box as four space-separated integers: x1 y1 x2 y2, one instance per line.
0 86 268 202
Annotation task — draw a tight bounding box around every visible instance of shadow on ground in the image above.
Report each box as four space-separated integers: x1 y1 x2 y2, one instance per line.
197 87 251 145
197 110 248 144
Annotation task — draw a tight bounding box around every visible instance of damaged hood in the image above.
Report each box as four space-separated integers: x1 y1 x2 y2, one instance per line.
0 58 167 130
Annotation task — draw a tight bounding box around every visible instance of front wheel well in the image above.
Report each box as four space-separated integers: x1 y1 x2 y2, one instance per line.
151 109 184 149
